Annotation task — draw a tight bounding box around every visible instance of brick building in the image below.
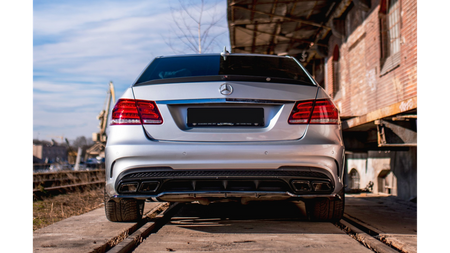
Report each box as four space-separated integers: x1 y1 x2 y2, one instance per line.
324 0 417 200
325 0 416 116
227 0 417 200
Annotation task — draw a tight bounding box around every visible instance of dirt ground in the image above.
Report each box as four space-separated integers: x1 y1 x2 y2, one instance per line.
33 187 104 231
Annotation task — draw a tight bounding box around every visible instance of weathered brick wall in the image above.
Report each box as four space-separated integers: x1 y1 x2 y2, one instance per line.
326 0 417 117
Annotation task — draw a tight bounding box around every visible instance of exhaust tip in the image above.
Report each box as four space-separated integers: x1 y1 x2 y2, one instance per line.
311 181 332 192
292 180 312 192
139 181 160 193
118 182 139 193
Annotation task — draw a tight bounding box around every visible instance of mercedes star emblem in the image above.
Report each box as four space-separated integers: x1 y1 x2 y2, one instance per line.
219 83 233 95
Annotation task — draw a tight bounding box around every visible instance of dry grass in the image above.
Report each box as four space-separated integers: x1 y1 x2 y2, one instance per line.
33 187 104 231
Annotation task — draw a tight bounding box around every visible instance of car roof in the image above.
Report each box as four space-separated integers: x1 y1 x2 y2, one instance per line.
155 53 294 59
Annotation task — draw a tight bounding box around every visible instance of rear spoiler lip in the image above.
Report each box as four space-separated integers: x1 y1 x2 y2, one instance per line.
155 98 296 105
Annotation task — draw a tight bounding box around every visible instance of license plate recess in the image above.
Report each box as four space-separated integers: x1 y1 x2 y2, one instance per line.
187 108 264 127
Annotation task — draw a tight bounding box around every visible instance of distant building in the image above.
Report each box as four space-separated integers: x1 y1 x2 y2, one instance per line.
33 140 68 163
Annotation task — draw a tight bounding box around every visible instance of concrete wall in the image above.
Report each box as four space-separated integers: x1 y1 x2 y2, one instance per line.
345 147 417 201
367 150 396 195
389 147 417 200
346 153 368 190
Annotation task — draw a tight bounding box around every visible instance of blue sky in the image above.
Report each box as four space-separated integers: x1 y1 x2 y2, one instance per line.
33 0 230 142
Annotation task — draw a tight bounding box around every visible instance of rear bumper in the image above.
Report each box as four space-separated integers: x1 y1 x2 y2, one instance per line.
112 167 338 203
110 192 342 205
105 124 345 200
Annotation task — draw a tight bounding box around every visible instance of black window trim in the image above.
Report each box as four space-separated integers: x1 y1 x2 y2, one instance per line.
132 54 316 87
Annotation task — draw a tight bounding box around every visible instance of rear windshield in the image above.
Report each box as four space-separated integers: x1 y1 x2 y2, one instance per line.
134 55 314 86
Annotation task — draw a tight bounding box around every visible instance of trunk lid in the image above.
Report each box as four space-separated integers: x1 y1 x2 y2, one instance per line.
132 81 318 142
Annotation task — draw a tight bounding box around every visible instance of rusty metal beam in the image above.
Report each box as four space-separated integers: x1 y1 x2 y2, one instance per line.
317 0 353 41
375 119 417 147
233 25 327 46
267 22 280 54
251 23 258 53
304 1 337 65
232 41 304 50
230 0 237 49
342 97 417 130
285 1 300 54
250 0 258 53
267 0 280 54
230 4 330 29
392 115 417 121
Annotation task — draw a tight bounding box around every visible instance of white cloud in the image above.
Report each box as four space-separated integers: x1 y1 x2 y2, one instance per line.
33 9 175 86
33 0 230 141
33 0 167 36
33 80 111 140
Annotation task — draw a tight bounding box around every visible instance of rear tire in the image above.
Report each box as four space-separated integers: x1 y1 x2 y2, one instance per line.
306 189 345 222
104 191 144 222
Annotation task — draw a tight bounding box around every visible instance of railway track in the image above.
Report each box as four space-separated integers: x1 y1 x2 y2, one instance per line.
33 198 416 252
33 169 105 196
32 183 420 253
337 216 401 252
32 180 416 252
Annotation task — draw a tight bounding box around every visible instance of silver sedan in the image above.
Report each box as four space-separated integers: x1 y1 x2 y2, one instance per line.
104 52 345 222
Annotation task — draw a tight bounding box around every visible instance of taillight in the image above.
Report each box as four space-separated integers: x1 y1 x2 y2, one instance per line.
288 100 314 124
309 99 339 124
111 99 163 125
135 100 163 124
111 99 140 125
288 99 338 124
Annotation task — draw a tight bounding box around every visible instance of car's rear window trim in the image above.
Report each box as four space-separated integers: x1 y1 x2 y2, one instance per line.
133 75 316 87
133 55 317 87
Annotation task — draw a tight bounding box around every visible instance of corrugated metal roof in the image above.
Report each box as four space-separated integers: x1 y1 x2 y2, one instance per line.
227 0 343 65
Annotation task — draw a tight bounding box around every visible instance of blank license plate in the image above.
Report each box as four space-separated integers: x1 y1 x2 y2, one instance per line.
187 108 264 127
